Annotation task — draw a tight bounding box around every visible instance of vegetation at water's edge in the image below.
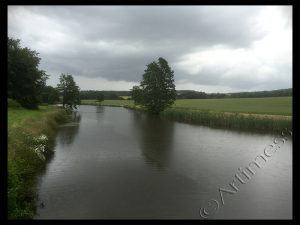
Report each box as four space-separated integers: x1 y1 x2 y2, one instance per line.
160 108 292 133
80 97 292 132
8 99 69 219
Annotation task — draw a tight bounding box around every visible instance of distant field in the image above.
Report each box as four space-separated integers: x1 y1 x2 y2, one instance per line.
173 97 292 116
81 97 292 116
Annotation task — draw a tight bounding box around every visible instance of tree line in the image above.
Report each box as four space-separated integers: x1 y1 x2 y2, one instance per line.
80 90 128 100
80 88 292 101
8 37 80 109
176 88 292 99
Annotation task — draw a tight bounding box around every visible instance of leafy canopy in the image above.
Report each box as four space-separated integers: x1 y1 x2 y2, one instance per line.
8 37 48 109
132 57 176 114
57 73 80 109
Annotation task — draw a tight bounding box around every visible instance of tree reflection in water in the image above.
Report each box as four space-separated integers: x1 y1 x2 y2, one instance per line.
132 111 175 171
57 110 81 146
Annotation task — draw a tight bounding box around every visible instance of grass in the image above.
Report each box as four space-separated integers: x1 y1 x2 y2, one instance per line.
8 106 64 128
8 100 69 219
80 97 292 132
173 97 292 116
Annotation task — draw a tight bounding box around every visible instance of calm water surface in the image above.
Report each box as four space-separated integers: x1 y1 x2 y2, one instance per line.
35 105 292 219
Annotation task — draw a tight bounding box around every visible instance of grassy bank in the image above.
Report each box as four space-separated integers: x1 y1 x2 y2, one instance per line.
8 100 69 219
81 97 292 132
160 108 292 133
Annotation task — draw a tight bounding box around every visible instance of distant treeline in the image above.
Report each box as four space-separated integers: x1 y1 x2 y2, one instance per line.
80 88 292 100
80 90 130 100
176 88 292 99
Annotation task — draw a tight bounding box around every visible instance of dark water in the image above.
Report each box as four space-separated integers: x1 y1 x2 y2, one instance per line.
35 105 292 219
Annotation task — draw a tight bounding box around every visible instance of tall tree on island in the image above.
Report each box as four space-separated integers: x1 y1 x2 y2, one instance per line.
57 73 80 109
132 57 176 114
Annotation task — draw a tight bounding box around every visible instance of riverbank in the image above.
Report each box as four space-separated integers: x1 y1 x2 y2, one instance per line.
8 100 69 219
80 98 292 132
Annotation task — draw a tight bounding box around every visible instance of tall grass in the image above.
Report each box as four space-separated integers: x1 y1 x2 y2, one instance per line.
8 103 69 219
160 108 292 133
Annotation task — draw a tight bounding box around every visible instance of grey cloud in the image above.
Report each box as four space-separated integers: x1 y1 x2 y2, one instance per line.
175 65 292 91
27 6 264 47
8 6 291 91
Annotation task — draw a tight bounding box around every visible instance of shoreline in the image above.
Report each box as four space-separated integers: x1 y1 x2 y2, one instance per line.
80 101 292 133
8 105 69 219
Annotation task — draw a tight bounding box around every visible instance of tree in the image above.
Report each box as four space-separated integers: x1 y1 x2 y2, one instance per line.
41 85 60 104
97 92 104 103
136 57 176 114
131 85 143 105
8 37 48 109
57 73 80 109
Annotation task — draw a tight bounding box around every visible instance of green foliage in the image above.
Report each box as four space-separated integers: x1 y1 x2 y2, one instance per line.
81 99 135 107
80 90 129 100
130 86 143 104
135 57 176 114
96 92 104 103
8 98 22 108
41 86 60 104
8 105 68 219
176 88 292 99
8 37 48 109
57 73 81 109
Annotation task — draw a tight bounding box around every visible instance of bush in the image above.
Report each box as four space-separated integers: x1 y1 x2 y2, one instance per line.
8 98 22 108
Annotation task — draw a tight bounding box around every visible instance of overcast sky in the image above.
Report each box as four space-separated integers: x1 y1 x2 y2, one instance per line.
8 6 292 92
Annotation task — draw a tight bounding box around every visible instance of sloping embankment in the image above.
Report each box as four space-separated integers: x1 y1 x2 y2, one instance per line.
8 105 69 219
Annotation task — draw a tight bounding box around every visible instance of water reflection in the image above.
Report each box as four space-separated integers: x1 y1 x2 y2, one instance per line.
133 111 175 171
95 106 104 113
36 106 292 219
57 111 81 146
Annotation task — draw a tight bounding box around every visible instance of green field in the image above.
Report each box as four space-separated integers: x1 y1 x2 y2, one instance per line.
81 97 292 116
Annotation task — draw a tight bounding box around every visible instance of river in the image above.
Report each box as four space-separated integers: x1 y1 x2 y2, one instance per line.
35 105 292 219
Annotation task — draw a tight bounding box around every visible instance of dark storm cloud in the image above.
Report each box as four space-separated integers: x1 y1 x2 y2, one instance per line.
26 6 264 46
8 6 292 91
